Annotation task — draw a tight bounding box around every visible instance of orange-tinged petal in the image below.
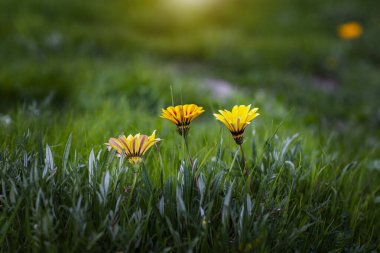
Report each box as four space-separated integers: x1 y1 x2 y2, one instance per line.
161 104 204 135
106 131 162 164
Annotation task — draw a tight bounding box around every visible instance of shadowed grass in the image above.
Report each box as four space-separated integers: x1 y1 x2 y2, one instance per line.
1 131 378 252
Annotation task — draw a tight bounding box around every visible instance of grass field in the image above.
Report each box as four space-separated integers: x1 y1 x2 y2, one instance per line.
1 0 380 252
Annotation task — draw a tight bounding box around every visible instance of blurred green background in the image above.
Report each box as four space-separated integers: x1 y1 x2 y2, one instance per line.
1 0 379 160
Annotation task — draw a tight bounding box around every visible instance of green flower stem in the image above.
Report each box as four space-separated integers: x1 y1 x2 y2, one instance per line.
126 165 139 208
239 144 248 177
183 134 193 167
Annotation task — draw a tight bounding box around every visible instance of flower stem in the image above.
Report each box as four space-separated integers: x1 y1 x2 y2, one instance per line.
126 167 138 208
183 134 193 166
239 144 248 177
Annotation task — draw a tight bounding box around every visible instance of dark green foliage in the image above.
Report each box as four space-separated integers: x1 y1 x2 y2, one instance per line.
1 132 379 252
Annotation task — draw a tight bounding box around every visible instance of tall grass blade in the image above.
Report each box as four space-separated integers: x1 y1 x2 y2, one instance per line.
62 133 72 172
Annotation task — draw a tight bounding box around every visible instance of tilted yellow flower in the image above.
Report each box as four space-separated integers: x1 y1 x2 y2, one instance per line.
214 105 259 145
338 21 363 40
105 130 161 164
161 104 205 136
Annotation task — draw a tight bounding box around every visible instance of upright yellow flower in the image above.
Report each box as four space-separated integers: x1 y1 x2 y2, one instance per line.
214 105 259 145
161 104 205 136
105 130 161 164
338 21 363 40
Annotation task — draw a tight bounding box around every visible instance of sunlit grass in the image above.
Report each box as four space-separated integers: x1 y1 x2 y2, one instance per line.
163 0 219 9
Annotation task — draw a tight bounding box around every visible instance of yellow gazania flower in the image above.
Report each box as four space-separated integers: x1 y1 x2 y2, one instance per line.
161 104 205 136
338 21 363 40
214 105 259 145
105 130 161 164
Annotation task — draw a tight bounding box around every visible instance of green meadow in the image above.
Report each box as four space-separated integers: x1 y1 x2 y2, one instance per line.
1 0 379 252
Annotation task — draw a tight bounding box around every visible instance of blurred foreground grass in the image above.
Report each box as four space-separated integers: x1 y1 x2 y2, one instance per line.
1 0 380 251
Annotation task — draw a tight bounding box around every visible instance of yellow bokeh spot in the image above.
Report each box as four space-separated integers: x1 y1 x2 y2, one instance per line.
164 0 217 8
338 21 363 40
